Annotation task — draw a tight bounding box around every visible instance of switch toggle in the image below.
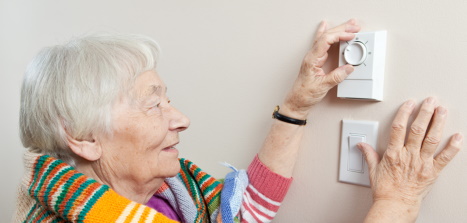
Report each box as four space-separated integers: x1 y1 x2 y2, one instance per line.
339 120 378 187
348 134 365 173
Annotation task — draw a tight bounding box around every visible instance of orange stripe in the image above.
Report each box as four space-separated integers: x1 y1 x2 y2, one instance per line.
58 174 87 216
152 212 179 223
156 182 170 193
205 184 223 204
123 203 141 223
31 158 54 191
40 162 68 196
139 207 151 222
200 177 215 191
68 180 101 216
32 206 47 222
85 190 132 222
48 169 75 206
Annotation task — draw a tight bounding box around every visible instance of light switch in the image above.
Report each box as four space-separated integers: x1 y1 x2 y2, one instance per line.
337 31 387 101
348 134 365 173
339 120 378 187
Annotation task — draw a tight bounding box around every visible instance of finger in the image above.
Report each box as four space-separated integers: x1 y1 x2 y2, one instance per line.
311 31 356 61
387 100 416 151
326 18 360 34
309 19 360 64
434 133 463 172
357 142 380 175
406 97 438 152
420 106 447 159
322 64 354 87
314 21 327 41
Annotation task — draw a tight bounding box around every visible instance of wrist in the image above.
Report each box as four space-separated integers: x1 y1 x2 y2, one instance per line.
365 199 420 223
280 102 309 120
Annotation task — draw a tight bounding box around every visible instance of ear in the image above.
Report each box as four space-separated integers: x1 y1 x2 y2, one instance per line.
65 133 102 162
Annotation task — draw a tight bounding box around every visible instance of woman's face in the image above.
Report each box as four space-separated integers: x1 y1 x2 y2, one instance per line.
96 70 190 185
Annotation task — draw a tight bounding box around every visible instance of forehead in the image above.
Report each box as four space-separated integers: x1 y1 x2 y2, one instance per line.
133 70 166 96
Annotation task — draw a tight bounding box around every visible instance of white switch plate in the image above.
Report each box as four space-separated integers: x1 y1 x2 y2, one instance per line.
337 31 387 101
339 120 378 187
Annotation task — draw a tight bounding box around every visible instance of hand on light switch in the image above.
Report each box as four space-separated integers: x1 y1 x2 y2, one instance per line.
358 98 463 222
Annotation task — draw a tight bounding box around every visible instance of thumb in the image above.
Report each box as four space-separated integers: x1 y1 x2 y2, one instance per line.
324 65 354 87
357 142 379 173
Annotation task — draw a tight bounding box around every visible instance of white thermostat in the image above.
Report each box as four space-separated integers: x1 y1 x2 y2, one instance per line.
337 31 387 101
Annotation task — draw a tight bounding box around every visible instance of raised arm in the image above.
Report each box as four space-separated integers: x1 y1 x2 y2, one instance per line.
258 19 360 177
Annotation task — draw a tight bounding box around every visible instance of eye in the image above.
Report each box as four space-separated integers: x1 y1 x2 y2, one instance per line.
167 98 171 104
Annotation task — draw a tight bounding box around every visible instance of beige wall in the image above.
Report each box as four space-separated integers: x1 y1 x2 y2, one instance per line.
2 0 467 222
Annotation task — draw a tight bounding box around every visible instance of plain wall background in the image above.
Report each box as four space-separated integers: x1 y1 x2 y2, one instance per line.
2 0 467 222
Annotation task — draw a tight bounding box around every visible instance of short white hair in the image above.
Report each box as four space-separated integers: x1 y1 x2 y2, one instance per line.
20 33 160 164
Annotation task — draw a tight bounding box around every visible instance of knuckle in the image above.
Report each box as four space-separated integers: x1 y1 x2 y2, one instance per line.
419 168 433 180
410 124 425 136
437 153 452 164
391 123 406 132
331 73 343 85
424 135 441 145
385 149 399 162
322 33 336 44
420 106 435 114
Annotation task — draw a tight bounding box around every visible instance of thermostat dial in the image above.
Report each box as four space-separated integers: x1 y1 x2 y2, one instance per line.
344 41 367 66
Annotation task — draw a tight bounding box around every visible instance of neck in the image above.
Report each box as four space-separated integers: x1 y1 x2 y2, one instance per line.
74 158 164 204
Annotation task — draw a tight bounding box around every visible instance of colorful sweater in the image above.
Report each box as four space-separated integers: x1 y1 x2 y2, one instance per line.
13 151 292 222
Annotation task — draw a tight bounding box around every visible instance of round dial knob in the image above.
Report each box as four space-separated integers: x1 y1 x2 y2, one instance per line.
344 41 367 66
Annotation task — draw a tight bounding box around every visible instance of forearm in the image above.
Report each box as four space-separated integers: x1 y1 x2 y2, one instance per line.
258 104 307 178
364 200 420 223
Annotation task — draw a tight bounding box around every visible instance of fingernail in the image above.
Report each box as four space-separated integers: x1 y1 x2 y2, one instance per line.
455 133 463 142
405 100 415 108
437 106 447 115
426 97 435 104
344 65 354 74
357 143 363 150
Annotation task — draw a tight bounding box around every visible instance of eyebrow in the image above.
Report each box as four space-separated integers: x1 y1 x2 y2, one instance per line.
145 85 163 97
144 85 167 96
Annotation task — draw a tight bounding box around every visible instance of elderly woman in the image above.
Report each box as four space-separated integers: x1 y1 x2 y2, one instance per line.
14 19 462 223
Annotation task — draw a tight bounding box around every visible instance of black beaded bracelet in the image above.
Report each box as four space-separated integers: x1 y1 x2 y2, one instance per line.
272 106 307 126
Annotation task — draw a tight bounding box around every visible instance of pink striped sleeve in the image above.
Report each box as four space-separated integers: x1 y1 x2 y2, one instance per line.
246 155 293 202
239 155 293 222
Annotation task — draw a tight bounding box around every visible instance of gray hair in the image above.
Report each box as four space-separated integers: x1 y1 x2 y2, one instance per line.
19 33 160 164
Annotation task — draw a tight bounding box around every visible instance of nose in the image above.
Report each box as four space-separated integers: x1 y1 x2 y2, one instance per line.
168 106 190 132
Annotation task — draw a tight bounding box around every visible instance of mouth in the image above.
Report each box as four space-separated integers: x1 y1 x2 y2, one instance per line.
162 142 179 152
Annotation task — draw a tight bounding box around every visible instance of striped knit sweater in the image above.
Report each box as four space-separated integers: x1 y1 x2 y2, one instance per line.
13 151 292 222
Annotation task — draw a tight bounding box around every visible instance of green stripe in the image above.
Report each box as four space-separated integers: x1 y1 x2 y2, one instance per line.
53 172 85 213
28 155 50 194
179 159 199 201
22 203 38 223
207 195 221 214
63 178 94 217
203 180 220 195
34 159 62 202
43 166 73 206
179 159 207 222
36 208 53 222
80 184 109 222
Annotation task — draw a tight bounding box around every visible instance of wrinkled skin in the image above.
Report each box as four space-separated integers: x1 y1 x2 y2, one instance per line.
359 98 463 221
283 19 358 119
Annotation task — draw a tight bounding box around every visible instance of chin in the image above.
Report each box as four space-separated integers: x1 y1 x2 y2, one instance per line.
159 161 181 178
